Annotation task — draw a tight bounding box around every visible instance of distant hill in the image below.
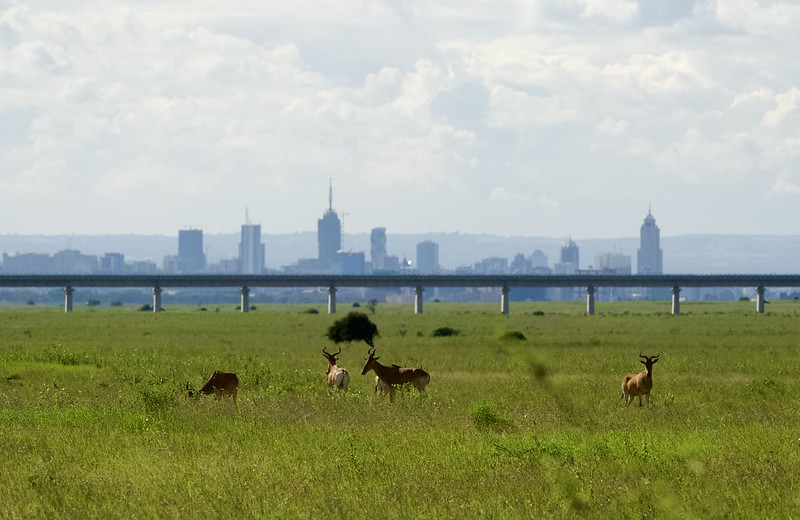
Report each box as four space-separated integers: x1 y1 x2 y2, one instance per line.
0 232 798 274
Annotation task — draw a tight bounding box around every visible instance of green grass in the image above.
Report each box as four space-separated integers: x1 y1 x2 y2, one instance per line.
1 301 800 518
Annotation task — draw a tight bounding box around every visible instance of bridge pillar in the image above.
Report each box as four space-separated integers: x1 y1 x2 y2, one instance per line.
240 286 250 313
64 286 74 313
671 287 681 315
327 286 337 314
500 286 510 315
153 287 162 313
586 286 595 316
756 286 765 314
414 286 424 314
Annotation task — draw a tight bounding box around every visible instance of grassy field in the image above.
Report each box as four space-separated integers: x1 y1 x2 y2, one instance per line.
1 301 799 519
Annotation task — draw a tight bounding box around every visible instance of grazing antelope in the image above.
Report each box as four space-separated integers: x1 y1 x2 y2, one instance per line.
188 371 239 402
322 346 350 391
620 354 660 407
361 347 430 402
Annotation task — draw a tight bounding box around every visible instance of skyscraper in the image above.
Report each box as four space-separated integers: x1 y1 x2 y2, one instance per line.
318 180 341 263
239 216 265 274
637 209 663 275
416 241 439 274
560 238 580 270
370 227 387 271
178 229 205 273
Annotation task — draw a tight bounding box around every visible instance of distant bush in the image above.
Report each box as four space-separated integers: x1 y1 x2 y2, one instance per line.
469 400 514 432
352 302 361 308
431 326 460 337
138 304 152 312
198 307 207 312
302 308 320 314
532 310 545 316
498 330 526 341
110 301 123 307
86 299 101 307
26 300 34 306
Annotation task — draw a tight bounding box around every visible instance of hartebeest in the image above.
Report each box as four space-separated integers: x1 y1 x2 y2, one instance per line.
620 353 660 407
188 371 239 401
361 347 430 402
322 346 350 391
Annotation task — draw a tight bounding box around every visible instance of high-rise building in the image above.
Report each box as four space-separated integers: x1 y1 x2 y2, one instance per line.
318 180 342 263
178 229 205 273
416 241 439 274
370 227 387 271
560 237 580 269
637 209 663 275
239 217 265 274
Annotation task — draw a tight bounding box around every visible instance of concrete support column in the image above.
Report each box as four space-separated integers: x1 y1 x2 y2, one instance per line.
671 287 681 316
64 286 74 313
500 286 510 315
153 287 162 313
756 286 765 314
414 286 424 314
327 286 337 314
240 286 250 313
586 286 595 316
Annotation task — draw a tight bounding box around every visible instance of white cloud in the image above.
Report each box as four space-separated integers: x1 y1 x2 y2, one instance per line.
0 0 798 237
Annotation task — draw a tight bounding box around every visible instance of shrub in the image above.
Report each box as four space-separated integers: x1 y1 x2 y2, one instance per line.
499 330 527 341
86 299 101 307
431 326 460 337
469 400 514 431
532 310 545 316
327 312 379 347
138 304 152 312
110 301 123 307
302 308 320 314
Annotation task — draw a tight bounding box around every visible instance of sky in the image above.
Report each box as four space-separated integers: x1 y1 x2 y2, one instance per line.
1 0 799 239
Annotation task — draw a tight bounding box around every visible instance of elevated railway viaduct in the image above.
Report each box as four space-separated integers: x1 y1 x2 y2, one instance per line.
1 274 797 315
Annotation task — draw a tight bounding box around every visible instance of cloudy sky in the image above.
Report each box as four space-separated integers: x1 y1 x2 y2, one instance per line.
1 0 798 239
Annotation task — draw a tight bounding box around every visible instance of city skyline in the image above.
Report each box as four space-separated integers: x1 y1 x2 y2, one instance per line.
1 2 799 238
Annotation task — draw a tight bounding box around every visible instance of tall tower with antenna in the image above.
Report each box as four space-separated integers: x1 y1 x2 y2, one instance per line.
317 179 342 263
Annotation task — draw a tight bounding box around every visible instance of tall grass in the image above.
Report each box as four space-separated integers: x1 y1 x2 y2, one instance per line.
1 301 800 518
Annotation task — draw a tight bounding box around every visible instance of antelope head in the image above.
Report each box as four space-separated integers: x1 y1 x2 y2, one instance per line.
361 347 380 375
639 353 660 372
322 346 342 374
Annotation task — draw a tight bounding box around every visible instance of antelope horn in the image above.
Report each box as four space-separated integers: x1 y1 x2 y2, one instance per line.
322 346 329 355
639 353 648 359
335 346 342 356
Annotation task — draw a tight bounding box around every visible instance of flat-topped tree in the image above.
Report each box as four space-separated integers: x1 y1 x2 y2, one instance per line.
326 311 379 348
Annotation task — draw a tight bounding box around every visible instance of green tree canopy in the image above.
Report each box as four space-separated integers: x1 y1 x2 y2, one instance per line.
326 311 379 347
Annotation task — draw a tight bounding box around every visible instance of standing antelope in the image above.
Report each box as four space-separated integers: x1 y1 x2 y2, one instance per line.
188 371 239 402
323 346 350 391
620 353 660 407
361 347 430 402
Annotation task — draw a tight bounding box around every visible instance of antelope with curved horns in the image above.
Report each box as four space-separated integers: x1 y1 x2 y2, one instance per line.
188 371 239 402
361 347 430 402
323 346 350 391
620 353 660 407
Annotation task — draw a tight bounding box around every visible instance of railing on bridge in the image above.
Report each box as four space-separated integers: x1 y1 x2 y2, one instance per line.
1 274 797 315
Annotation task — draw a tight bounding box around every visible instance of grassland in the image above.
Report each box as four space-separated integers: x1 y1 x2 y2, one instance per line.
1 301 800 519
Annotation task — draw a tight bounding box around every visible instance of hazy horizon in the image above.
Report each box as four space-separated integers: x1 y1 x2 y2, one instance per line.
2 1 798 238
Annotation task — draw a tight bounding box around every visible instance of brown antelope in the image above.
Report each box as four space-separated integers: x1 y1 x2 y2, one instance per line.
322 346 350 391
620 354 660 407
188 371 239 401
361 347 430 402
